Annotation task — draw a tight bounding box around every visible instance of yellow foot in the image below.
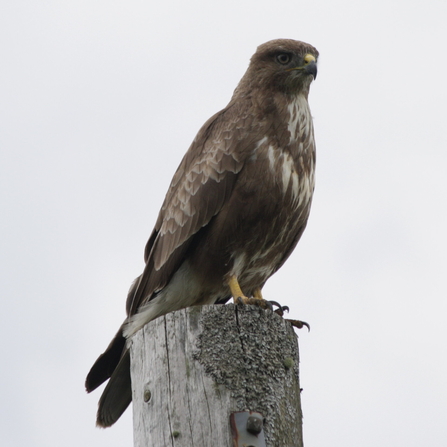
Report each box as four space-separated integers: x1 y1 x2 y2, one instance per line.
227 277 299 319
228 277 272 309
242 287 273 309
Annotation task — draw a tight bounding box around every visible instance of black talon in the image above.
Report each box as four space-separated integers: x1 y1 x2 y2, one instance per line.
264 300 274 311
268 300 282 308
265 300 290 316
236 296 245 305
274 307 284 317
250 297 273 311
274 305 290 316
286 319 310 331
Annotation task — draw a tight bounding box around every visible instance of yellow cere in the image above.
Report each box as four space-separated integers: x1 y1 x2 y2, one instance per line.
304 54 316 64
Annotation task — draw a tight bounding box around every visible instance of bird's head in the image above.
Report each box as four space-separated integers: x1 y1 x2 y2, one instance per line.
235 39 319 98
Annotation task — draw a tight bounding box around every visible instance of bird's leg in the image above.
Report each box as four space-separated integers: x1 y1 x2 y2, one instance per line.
228 277 308 328
228 276 272 310
228 275 249 303
252 287 264 300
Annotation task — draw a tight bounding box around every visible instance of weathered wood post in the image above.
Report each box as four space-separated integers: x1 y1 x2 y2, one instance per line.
130 304 304 447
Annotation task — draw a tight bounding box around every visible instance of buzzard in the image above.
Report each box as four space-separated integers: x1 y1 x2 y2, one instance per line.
86 38 319 427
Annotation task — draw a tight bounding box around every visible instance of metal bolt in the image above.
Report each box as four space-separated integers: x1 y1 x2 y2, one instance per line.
246 414 263 435
143 386 152 403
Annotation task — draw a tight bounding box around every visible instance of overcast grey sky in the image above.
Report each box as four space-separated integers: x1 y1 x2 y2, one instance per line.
1 1 446 446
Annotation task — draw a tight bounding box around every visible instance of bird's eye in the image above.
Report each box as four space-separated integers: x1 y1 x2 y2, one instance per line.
276 53 291 65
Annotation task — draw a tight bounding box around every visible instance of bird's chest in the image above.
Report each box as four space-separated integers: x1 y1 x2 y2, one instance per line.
230 142 314 263
264 146 309 208
242 140 315 217
245 95 315 210
227 100 315 285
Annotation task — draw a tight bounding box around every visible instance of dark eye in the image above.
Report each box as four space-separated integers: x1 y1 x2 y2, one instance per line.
276 53 291 65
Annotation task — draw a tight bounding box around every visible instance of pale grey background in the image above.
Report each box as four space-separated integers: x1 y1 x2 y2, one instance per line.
1 1 446 446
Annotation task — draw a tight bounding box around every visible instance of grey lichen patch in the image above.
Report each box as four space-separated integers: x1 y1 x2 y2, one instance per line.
193 304 302 445
193 305 247 408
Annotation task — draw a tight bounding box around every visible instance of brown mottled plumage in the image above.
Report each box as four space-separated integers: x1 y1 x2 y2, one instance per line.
86 38 318 428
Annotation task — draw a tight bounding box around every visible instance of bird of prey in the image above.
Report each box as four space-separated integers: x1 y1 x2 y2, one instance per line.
86 38 318 428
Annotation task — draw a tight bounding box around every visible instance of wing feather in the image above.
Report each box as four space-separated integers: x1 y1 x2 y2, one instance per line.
126 101 261 315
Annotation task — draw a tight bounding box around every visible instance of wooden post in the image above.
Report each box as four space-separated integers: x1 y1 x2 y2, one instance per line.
130 304 304 447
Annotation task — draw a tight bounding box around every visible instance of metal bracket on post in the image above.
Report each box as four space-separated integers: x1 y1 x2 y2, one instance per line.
230 411 266 447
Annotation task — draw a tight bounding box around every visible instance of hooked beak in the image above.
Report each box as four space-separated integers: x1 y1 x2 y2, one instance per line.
303 54 317 80
304 60 317 79
286 53 318 80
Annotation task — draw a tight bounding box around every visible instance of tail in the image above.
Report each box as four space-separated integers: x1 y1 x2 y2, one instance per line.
85 328 132 427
